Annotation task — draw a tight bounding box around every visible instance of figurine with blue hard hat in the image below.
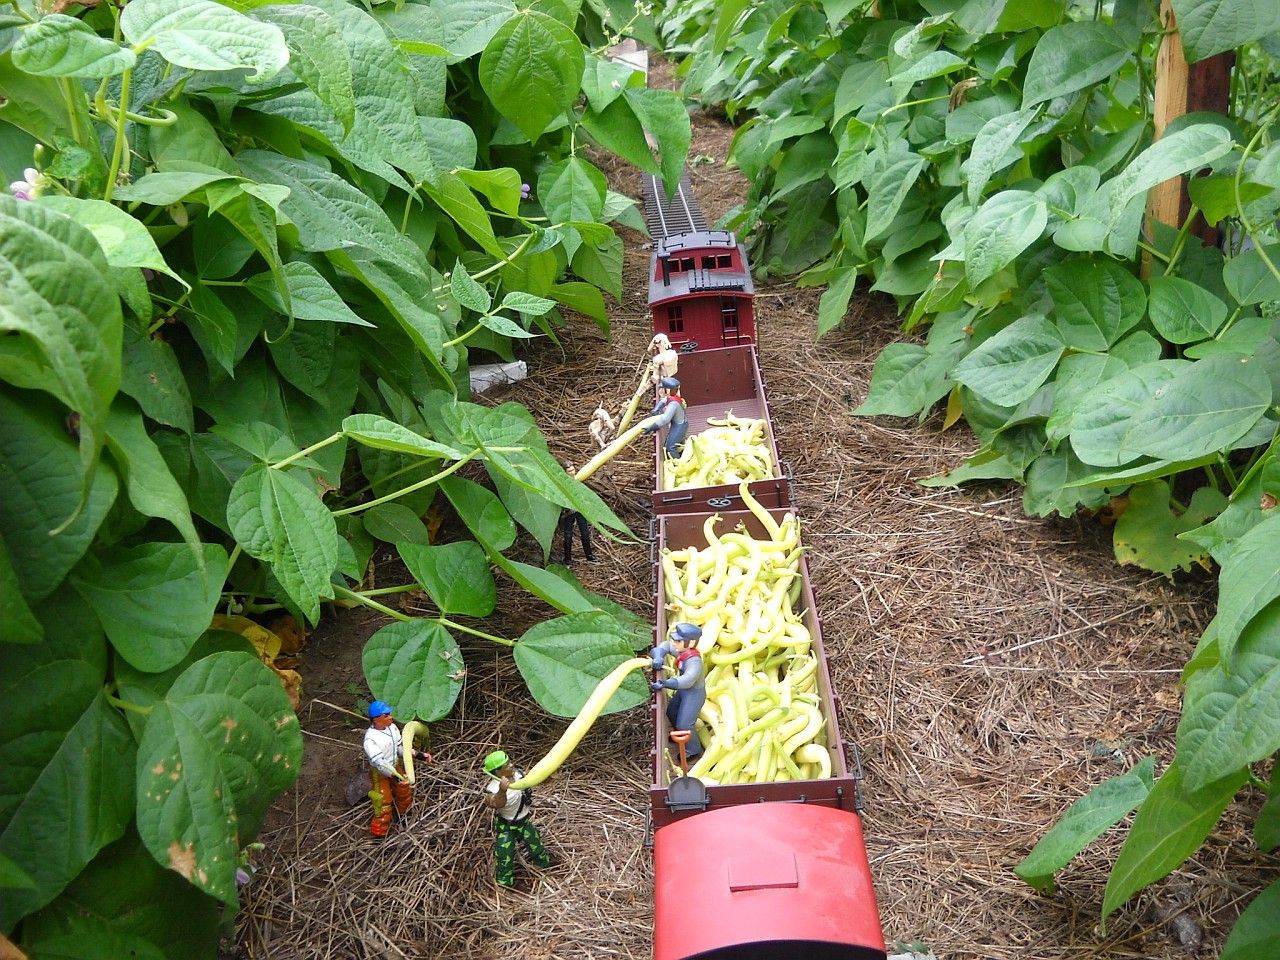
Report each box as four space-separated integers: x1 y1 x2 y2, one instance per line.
643 376 689 459
650 622 706 761
482 750 551 888
362 700 431 839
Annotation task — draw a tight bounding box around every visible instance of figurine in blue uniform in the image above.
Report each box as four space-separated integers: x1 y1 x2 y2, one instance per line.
650 622 705 761
643 376 688 459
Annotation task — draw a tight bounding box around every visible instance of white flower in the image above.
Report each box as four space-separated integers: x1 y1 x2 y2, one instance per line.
9 167 44 201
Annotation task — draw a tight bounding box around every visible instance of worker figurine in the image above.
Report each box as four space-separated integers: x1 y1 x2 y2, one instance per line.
560 462 596 564
588 405 616 450
643 376 688 459
650 622 705 762
648 333 679 384
363 700 431 839
482 751 552 888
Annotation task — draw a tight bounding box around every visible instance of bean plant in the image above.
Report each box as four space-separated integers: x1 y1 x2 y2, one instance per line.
656 0 1280 950
0 0 689 953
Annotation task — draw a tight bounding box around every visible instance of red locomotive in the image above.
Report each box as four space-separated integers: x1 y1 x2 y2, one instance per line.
642 171 886 960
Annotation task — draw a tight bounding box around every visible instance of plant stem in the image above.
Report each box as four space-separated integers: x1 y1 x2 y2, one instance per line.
108 693 153 716
332 450 481 516
332 583 411 621
273 433 343 470
442 323 487 349
103 68 133 203
360 584 420 597
438 617 514 647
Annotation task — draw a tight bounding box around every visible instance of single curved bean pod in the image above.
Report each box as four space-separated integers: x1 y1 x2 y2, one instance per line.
401 720 430 785
507 658 651 789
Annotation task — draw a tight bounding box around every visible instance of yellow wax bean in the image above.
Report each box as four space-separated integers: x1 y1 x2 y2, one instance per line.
793 744 832 779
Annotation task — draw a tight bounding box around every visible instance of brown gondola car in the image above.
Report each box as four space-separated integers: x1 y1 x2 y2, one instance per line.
648 505 859 830
651 344 789 515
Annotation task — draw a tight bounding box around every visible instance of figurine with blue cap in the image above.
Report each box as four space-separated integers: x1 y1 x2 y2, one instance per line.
650 622 706 761
362 700 431 839
482 750 551 887
642 376 689 459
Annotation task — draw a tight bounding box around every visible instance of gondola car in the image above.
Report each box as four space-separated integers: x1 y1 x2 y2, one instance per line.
642 169 887 960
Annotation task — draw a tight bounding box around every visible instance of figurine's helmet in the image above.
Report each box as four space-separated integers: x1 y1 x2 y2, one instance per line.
671 623 702 644
368 700 393 719
660 377 681 391
484 750 510 774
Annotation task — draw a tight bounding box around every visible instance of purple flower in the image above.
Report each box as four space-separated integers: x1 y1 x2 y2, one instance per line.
9 168 42 202
236 867 252 888
521 182 531 200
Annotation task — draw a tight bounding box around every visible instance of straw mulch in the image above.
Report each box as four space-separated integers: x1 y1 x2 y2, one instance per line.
235 62 1272 960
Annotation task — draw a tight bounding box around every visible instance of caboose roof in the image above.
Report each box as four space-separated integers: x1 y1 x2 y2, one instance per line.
649 267 755 304
657 231 738 256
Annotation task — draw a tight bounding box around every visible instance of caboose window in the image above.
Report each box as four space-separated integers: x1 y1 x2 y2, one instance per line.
718 255 732 269
721 299 738 331
701 255 716 269
667 304 684 333
681 257 694 271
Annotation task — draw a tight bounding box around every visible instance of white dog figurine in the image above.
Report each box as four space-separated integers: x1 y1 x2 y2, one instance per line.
648 333 679 384
588 405 616 449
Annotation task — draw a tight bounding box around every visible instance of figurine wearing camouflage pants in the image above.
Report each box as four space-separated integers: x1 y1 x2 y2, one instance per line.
482 751 551 887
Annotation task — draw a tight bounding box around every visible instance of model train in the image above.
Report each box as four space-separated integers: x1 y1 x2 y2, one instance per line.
640 175 887 960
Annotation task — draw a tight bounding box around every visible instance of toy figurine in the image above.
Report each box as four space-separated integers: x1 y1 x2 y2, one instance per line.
648 333 679 383
482 751 552 888
362 701 431 839
650 622 705 762
588 405 616 450
642 376 688 458
560 462 596 564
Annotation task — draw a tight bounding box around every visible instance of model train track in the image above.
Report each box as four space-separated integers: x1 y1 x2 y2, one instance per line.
642 172 707 240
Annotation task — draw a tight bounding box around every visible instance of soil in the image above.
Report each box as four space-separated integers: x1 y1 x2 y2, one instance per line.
236 60 1270 960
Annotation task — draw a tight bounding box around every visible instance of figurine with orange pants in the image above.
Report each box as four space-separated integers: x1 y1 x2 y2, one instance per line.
363 700 431 838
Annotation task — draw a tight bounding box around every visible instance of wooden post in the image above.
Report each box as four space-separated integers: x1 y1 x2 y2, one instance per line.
1145 0 1235 267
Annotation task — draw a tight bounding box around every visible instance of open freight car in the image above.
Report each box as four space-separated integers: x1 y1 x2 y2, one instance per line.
651 344 790 515
643 173 756 348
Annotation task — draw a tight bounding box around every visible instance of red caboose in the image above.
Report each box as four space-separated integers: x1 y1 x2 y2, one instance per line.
649 230 756 348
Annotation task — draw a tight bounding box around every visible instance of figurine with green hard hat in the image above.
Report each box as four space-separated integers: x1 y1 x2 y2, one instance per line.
482 750 551 888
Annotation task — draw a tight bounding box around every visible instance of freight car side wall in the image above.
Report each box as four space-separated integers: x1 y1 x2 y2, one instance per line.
649 506 857 829
652 345 789 515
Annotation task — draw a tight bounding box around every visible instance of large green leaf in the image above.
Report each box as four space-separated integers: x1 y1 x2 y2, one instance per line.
1112 481 1226 577
487 548 594 615
343 414 465 460
135 652 301 904
226 464 340 624
0 195 121 492
512 612 650 718
478 10 584 142
104 400 201 553
965 109 1036 205
1045 258 1145 351
120 0 288 81
571 232 624 300
361 619 465 722
1122 354 1271 462
1102 761 1246 919
538 157 607 226
112 170 239 206
234 151 422 271
17 833 219 960
1069 362 1183 468
361 503 431 546
1178 606 1280 792
624 88 692 194
398 541 496 617
0 690 134 932
71 543 228 673
11 14 136 78
1045 353 1129 444
952 315 1064 408
260 4 356 131
1021 20 1131 108
1221 879 1280 960
1213 513 1280 662
246 261 374 327
1015 757 1156 892
0 392 118 604
439 476 517 550
963 191 1047 287
38 196 183 286
120 321 193 434
0 541 42 645
432 0 516 60
1170 0 1280 62
1147 275 1228 343
1022 445 1113 518
1223 240 1280 306
864 153 926 243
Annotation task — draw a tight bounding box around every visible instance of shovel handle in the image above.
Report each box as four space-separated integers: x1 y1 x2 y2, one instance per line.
670 730 691 774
